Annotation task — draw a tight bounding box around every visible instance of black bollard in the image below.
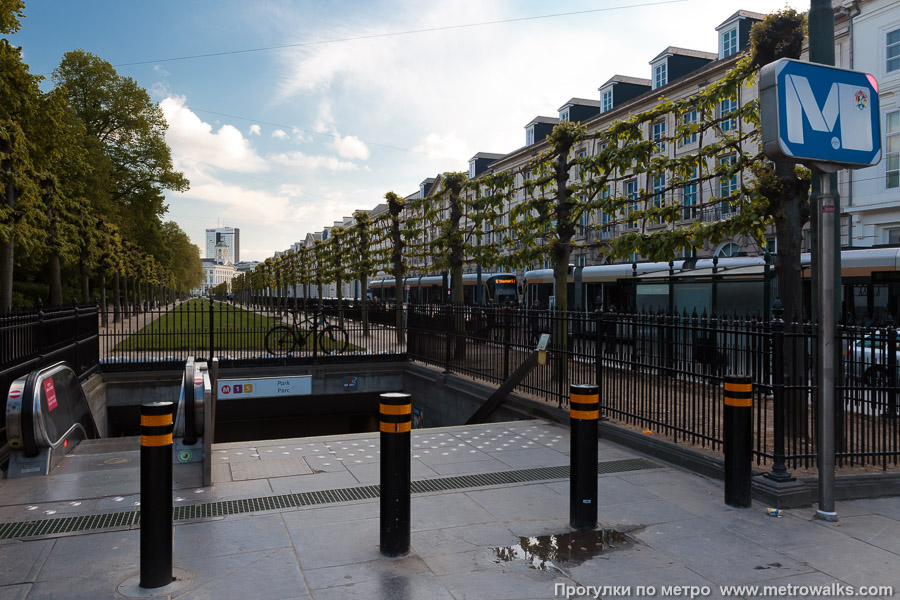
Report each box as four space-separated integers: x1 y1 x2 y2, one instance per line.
380 392 411 557
140 402 174 589
570 384 599 531
724 375 752 508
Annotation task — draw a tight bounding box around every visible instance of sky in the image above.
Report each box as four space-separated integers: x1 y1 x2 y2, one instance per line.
9 0 805 262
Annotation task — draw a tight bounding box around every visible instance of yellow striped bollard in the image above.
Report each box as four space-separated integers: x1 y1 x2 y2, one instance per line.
724 375 752 508
570 384 599 530
140 401 174 589
380 392 411 556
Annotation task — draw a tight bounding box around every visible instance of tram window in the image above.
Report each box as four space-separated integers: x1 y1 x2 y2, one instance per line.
851 284 867 324
674 284 711 315
636 284 668 313
717 281 763 317
874 284 889 324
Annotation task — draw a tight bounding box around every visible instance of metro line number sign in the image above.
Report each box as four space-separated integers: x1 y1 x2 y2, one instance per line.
760 58 881 171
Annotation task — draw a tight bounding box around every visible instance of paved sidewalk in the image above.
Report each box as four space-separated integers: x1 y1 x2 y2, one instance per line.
0 420 897 599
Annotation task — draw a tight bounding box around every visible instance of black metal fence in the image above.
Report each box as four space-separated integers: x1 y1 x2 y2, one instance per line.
3 295 898 471
0 301 99 452
99 298 405 370
407 303 900 471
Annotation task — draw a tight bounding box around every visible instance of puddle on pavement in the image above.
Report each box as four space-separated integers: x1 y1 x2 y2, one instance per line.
492 529 631 573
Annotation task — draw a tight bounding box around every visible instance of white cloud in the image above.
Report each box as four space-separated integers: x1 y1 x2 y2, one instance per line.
153 64 170 77
249 124 261 136
413 132 470 163
160 96 268 173
291 128 311 142
270 151 359 172
271 129 289 139
330 133 370 160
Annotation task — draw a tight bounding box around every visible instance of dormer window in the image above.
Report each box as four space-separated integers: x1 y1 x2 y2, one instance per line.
419 183 426 198
721 27 738 58
601 89 613 113
560 108 570 122
526 127 535 147
653 62 667 89
468 161 476 179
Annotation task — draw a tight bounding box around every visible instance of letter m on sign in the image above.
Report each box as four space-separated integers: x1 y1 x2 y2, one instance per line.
760 58 881 170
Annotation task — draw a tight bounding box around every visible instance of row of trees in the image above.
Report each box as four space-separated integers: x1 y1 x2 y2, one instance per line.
0 1 202 311
232 11 809 337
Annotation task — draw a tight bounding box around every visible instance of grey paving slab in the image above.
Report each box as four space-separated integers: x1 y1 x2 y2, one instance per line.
0 583 30 600
26 569 132 600
174 512 292 560
488 447 569 469
631 516 727 543
0 539 52 585
411 522 519 558
310 571 455 600
175 547 309 600
269 470 361 494
230 456 313 480
36 530 137 580
783 536 900 589
819 514 900 554
546 475 661 507
410 493 501 532
282 500 378 528
723 510 850 551
466 483 568 522
303 555 431 591
597 499 700 527
426 458 512 475
302 454 355 474
850 496 900 521
206 478 273 500
741 572 867 600
649 530 815 585
343 458 439 484
438 567 575 600
287 517 382 570
572 564 726 598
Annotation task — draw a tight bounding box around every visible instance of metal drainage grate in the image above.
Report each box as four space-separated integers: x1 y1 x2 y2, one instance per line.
0 457 659 540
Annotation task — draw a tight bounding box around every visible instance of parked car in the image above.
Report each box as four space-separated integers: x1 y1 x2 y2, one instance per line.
846 331 900 386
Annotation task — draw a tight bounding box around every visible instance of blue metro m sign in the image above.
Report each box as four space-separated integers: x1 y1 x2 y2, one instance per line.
760 58 881 171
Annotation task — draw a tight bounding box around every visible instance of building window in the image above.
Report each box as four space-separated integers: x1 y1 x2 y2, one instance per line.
722 27 738 58
651 174 665 224
579 196 589 234
715 241 741 258
652 120 666 153
560 108 570 122
720 98 737 132
653 62 667 89
681 110 698 145
601 89 613 113
887 110 899 189
626 179 639 228
888 29 900 73
719 155 738 216
468 162 476 178
526 127 535 147
682 166 698 220
889 229 900 245
577 255 586 267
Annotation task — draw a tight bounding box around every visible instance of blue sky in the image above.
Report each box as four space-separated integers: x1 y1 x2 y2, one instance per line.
10 0 803 262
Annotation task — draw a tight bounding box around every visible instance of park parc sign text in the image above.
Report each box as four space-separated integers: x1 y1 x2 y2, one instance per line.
218 375 312 399
760 58 881 172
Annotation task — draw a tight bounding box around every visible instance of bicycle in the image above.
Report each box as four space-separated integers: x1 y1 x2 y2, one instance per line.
264 310 349 356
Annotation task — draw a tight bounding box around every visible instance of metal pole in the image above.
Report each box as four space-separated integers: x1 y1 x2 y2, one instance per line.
724 375 752 508
570 384 599 530
380 392 411 556
816 172 838 521
140 401 174 589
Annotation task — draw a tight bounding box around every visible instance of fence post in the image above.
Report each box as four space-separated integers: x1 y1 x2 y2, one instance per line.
594 309 602 399
724 374 752 507
208 297 214 362
766 301 793 481
503 306 511 379
140 401 174 589
887 320 897 419
570 384 599 530
380 392 411 557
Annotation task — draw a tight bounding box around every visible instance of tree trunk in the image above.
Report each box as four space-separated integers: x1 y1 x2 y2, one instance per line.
48 252 63 306
0 172 15 311
100 270 108 327
123 274 129 318
80 258 91 303
113 272 121 323
361 273 369 337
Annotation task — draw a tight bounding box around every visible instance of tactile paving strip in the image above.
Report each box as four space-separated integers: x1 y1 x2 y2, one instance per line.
0 457 659 540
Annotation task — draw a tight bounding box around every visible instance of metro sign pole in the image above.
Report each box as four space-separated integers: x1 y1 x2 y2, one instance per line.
761 58 881 522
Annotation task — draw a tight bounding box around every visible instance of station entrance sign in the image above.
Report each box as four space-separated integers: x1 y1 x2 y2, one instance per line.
218 375 311 399
760 58 881 172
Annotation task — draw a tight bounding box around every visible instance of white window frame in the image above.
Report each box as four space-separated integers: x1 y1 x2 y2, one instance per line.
526 127 535 147
719 155 739 216
887 109 899 189
887 28 900 73
682 166 698 221
721 27 738 58
560 108 570 122
651 174 665 224
625 179 639 228
653 61 667 89
653 120 666 153
601 89 613 113
681 110 698 145
468 162 476 179
720 97 737 133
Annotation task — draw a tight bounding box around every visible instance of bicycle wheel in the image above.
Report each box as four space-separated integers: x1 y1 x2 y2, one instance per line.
265 325 298 356
318 325 349 354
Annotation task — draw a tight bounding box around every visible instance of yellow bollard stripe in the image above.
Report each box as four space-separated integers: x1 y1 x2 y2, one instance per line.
724 397 752 407
570 393 599 404
141 433 173 447
570 409 599 420
140 414 173 427
379 403 412 415
724 383 752 393
380 421 411 433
